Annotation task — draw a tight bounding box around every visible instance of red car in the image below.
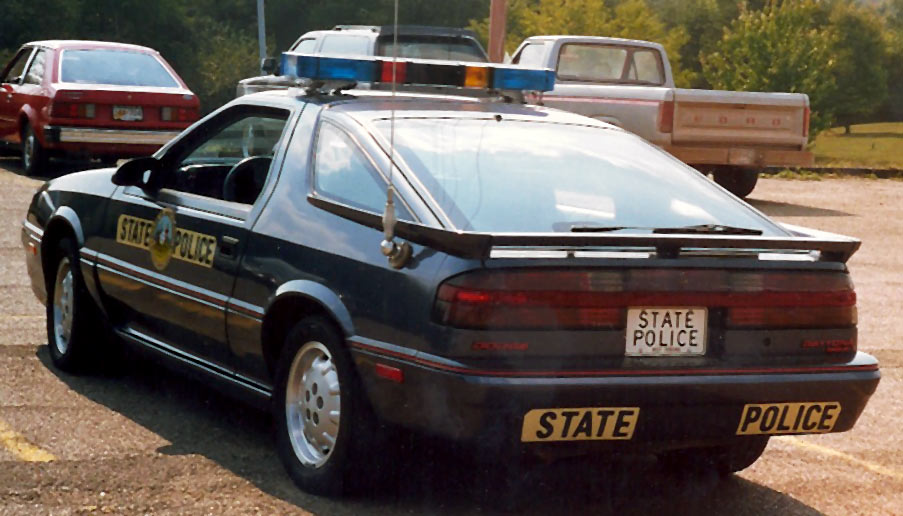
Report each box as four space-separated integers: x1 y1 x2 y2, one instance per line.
0 40 200 175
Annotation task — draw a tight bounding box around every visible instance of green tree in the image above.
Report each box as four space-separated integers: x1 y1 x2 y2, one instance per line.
468 0 689 85
649 0 743 88
879 0 903 121
191 19 260 112
701 0 838 137
825 1 889 132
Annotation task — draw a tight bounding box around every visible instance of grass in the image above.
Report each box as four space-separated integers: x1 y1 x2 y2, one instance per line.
811 122 903 169
770 169 827 180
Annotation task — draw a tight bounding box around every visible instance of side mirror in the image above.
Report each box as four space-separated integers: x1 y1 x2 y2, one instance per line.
261 57 278 75
112 156 160 191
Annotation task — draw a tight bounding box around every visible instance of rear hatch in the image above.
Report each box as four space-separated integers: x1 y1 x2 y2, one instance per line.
671 89 809 148
50 84 199 130
433 257 858 373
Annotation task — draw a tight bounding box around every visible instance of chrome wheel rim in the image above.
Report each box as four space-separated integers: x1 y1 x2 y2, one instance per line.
52 258 74 356
23 131 34 170
285 341 341 468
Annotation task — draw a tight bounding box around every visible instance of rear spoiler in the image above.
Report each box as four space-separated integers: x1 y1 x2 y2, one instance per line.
308 196 860 263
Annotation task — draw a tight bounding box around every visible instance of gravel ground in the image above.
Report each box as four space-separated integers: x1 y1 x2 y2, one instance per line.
0 158 900 515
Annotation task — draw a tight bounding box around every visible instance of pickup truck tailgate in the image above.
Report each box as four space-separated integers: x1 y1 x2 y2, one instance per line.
672 89 809 148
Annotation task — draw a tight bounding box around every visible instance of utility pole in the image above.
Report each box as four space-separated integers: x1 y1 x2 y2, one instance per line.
488 0 507 63
257 0 267 70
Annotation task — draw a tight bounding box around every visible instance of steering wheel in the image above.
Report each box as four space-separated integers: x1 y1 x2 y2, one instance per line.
222 156 272 204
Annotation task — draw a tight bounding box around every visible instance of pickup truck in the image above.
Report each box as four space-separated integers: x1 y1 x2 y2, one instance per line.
512 35 814 197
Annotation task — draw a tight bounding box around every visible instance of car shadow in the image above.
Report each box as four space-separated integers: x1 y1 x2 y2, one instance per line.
38 346 825 516
0 155 107 180
746 198 853 218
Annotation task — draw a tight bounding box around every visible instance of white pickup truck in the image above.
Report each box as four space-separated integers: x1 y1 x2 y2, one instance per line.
512 35 814 197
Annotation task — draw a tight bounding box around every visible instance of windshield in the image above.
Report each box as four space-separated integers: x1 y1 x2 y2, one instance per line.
374 118 785 235
376 36 487 62
60 49 180 87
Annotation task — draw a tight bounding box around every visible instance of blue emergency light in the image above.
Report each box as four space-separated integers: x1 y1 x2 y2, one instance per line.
280 52 556 92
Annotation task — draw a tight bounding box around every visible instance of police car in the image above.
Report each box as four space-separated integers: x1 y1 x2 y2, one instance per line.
21 53 880 496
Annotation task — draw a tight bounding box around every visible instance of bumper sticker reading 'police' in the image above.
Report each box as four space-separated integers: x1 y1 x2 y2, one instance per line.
736 402 842 435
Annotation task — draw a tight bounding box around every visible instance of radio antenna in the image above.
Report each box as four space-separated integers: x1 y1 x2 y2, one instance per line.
380 0 411 268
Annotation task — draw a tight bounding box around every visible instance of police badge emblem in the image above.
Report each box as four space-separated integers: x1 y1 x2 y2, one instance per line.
149 208 176 270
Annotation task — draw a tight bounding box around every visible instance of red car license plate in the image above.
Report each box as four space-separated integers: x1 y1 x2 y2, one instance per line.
113 105 143 121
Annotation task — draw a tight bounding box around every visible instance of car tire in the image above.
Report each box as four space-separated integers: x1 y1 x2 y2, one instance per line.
21 123 47 177
658 436 770 477
46 238 105 372
713 167 759 198
273 316 378 496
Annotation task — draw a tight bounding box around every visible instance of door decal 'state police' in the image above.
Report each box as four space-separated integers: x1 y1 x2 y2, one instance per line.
116 210 217 270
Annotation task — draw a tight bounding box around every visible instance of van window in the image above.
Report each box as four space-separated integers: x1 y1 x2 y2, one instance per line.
319 35 371 56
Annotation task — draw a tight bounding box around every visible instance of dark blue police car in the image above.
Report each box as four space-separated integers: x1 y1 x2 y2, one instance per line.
21 54 880 496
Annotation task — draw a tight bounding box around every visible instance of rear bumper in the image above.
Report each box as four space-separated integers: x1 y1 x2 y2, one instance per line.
352 340 879 451
665 145 814 168
44 126 180 146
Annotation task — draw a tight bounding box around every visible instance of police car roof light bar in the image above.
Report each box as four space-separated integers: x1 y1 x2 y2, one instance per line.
281 52 556 92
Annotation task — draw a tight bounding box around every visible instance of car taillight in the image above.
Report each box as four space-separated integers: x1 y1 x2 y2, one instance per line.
52 102 95 119
160 106 197 122
658 100 674 133
434 269 857 331
803 106 811 138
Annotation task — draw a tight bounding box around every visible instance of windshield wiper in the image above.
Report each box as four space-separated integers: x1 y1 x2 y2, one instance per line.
570 224 762 235
652 224 763 235
570 225 640 233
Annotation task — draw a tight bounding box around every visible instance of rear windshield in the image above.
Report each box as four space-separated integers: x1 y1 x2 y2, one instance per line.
376 36 487 62
60 49 180 88
557 44 664 85
375 118 783 235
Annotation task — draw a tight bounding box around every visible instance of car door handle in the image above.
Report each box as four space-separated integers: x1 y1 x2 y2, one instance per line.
220 236 240 257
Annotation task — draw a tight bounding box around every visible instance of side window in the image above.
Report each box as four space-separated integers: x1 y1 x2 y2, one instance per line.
164 109 290 204
513 43 547 68
292 39 317 53
631 50 664 84
314 123 411 218
1 48 33 84
24 50 47 85
319 35 371 56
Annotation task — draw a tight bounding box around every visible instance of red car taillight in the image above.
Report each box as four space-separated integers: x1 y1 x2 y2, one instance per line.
160 106 198 122
51 102 95 119
434 269 857 332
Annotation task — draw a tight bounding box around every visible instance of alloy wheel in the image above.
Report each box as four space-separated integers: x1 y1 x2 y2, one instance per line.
285 341 342 468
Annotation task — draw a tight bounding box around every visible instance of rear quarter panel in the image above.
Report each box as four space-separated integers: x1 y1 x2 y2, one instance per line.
544 83 672 146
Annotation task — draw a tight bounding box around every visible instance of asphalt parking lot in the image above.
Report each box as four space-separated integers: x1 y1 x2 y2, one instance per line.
0 157 900 515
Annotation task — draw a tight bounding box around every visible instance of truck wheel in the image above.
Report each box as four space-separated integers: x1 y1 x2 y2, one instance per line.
273 316 378 496
713 168 759 198
658 436 769 477
21 123 47 176
46 238 104 372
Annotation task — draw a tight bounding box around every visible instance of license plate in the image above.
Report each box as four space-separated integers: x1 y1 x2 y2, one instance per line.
625 307 707 356
113 105 143 121
521 407 639 442
737 402 842 435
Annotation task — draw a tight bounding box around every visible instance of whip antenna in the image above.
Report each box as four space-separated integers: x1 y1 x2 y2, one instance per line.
380 0 411 268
